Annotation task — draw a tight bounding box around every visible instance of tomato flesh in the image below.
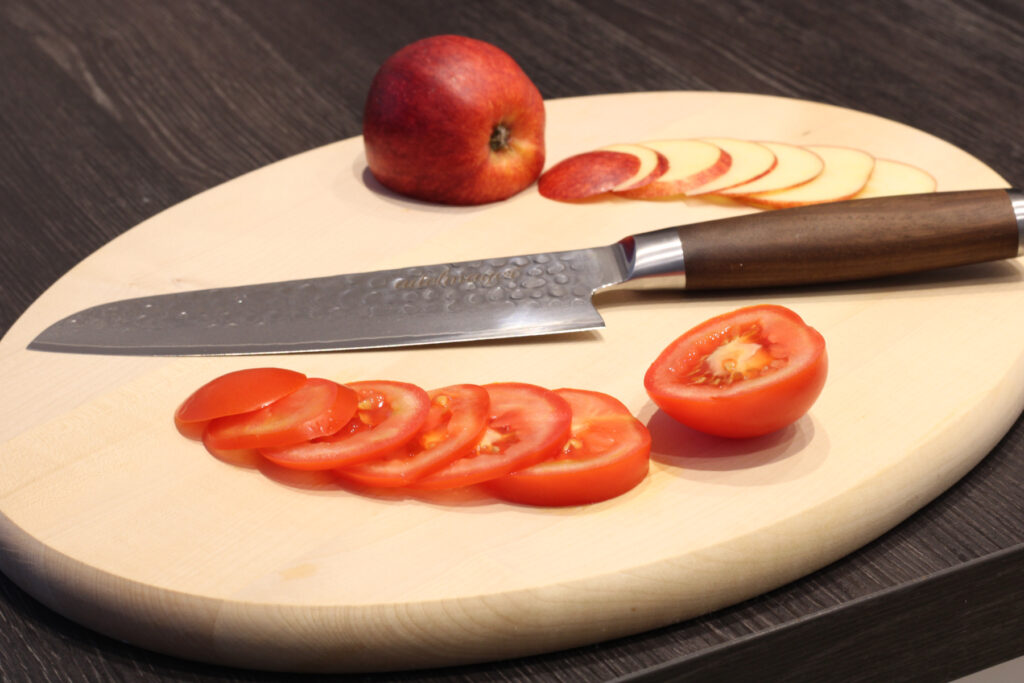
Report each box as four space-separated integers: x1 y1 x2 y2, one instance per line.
174 367 307 440
260 380 430 470
337 384 490 487
411 382 572 490
203 378 357 450
644 304 827 438
484 388 651 506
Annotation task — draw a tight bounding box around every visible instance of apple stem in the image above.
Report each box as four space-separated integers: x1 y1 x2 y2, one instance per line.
489 123 511 152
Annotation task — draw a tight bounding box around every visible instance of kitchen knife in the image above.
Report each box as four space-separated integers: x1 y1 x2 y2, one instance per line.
28 189 1024 357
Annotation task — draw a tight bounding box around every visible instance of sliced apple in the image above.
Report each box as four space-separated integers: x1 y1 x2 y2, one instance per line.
854 159 937 199
614 139 731 199
685 138 777 195
599 143 668 192
716 141 824 196
538 150 643 201
735 145 876 209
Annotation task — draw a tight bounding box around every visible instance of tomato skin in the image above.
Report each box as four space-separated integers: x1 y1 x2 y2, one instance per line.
411 382 573 490
484 388 651 507
337 384 490 487
174 367 307 439
203 378 358 450
644 304 827 438
260 380 431 470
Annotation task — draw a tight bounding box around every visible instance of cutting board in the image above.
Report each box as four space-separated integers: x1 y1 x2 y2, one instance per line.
1 92 1021 673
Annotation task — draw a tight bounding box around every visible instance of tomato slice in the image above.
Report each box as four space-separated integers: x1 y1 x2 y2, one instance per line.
337 384 490 487
203 378 357 450
644 304 828 438
410 382 573 490
483 388 651 506
260 380 431 470
174 367 307 440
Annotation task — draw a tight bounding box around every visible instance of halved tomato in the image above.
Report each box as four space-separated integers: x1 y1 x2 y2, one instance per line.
260 380 431 470
203 377 357 450
483 388 651 506
411 382 573 490
174 367 307 440
644 304 827 438
337 384 490 487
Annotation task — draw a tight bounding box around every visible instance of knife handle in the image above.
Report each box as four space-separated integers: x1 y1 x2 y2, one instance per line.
673 189 1023 289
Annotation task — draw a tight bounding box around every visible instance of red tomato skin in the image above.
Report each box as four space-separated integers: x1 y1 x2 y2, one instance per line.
410 382 573 490
337 384 490 487
260 380 431 471
202 378 357 450
484 388 651 507
174 367 307 439
644 305 827 438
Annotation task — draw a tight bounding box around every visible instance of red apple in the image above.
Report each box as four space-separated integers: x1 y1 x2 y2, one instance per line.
363 35 545 205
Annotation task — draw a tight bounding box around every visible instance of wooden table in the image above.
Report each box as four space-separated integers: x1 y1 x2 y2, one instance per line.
1 1 1021 680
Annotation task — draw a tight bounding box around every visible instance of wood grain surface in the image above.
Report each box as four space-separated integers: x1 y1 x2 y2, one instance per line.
1 1 1022 681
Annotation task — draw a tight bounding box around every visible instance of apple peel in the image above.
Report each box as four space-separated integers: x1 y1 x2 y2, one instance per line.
599 143 669 192
537 150 643 201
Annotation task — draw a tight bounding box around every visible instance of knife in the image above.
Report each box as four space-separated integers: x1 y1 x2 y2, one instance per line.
28 189 1024 357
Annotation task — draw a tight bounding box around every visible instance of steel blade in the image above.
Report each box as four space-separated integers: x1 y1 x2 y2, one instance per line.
28 245 629 356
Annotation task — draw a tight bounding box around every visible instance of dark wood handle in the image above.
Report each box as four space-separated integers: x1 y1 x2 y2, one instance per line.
680 190 1020 289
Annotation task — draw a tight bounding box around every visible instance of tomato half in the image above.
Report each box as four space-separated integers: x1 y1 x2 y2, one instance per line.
260 380 431 470
484 388 651 506
644 304 827 438
203 378 357 450
411 382 573 490
337 384 490 487
174 367 307 440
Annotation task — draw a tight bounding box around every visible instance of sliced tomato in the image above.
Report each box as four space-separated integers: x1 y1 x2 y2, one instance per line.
644 304 828 438
483 388 651 506
410 382 573 490
202 378 357 450
260 380 431 470
174 367 307 439
337 384 490 487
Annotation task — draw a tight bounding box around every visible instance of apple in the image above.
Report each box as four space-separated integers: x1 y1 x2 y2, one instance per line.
734 145 876 209
715 141 823 197
362 35 545 205
615 139 731 198
538 150 642 201
538 143 669 200
685 138 777 195
855 158 937 198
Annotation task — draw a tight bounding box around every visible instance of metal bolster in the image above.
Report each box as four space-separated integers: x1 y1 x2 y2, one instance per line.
1010 189 1024 257
617 227 687 289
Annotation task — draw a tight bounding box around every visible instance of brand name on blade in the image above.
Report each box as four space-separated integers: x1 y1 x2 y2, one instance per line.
392 266 522 290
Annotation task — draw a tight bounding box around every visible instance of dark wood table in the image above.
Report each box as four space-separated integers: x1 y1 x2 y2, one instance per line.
2 1 1022 680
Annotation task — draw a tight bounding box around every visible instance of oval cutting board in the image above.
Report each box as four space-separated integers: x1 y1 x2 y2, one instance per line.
1 92 1022 673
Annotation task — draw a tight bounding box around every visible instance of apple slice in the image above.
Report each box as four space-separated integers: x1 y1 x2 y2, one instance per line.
614 139 731 199
715 141 824 196
854 159 937 199
538 150 643 201
685 138 777 195
599 143 668 192
735 145 876 209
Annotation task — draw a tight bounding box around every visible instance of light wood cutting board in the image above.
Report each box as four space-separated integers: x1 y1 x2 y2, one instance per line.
1 92 1021 673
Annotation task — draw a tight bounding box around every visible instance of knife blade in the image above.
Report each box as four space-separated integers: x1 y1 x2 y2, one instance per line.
28 189 1024 357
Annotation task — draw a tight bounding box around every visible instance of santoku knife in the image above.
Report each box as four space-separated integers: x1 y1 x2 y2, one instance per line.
28 189 1024 356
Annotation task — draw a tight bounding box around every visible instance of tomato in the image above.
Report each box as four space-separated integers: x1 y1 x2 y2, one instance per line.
644 304 827 438
203 378 357 450
260 380 431 470
484 388 651 506
174 367 307 440
337 384 490 487
411 382 573 490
